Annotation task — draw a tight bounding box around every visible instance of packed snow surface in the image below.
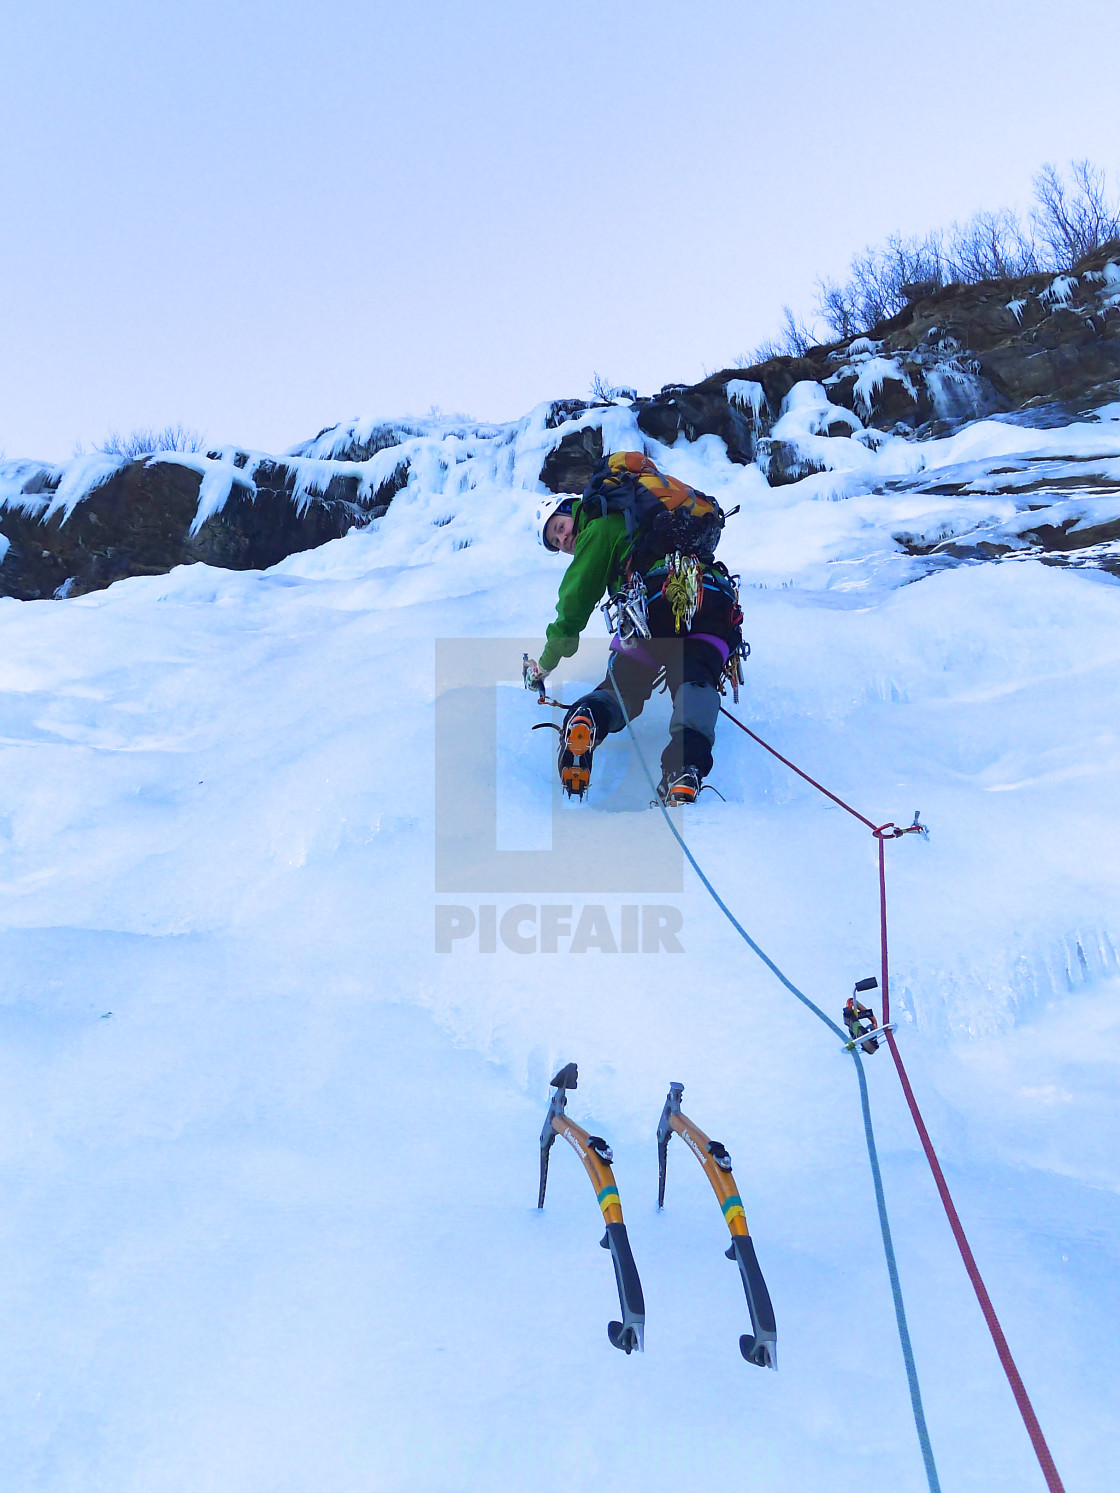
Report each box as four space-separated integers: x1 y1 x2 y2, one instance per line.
1 409 1118 1491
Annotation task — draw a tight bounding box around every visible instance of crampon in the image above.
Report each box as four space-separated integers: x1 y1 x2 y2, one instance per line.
657 766 701 806
558 707 597 799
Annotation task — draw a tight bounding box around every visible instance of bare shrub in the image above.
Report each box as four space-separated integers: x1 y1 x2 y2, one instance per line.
740 305 821 366
815 230 948 339
1032 160 1120 266
946 208 1038 281
809 159 1119 340
96 424 205 460
814 279 860 344
777 304 817 356
588 372 638 402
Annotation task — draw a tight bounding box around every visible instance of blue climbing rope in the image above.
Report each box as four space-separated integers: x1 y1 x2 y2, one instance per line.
607 674 942 1493
851 1052 942 1493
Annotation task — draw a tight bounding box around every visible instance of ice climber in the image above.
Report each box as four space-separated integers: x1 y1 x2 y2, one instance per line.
524 451 744 806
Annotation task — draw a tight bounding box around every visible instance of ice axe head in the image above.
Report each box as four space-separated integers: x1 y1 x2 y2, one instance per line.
538 1062 578 1208
551 1062 578 1092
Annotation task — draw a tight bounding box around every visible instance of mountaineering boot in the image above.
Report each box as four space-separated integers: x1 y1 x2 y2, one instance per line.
657 765 701 806
558 706 597 799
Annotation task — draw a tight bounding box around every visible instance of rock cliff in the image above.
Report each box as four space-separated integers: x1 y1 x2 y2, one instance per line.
2 243 1118 599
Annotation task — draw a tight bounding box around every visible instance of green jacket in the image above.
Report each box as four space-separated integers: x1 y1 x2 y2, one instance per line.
539 507 632 673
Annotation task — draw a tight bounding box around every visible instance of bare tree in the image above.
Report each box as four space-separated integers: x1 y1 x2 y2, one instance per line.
737 338 780 367
96 424 204 460
740 305 821 365
1032 159 1120 267
815 278 859 342
761 158 1120 348
778 304 817 355
814 231 946 338
946 208 1038 281
588 373 636 402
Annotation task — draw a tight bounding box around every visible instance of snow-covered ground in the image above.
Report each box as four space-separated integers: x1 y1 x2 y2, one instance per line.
1 404 1118 1491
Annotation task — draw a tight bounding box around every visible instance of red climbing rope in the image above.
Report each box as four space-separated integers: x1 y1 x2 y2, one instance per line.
719 705 1067 1493
876 838 1067 1493
718 709 879 831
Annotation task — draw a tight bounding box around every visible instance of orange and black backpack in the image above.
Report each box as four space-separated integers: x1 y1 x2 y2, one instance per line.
580 451 726 572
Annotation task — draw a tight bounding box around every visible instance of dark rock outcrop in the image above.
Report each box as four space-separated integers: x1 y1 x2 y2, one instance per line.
532 243 1120 498
539 421 605 494
0 454 389 601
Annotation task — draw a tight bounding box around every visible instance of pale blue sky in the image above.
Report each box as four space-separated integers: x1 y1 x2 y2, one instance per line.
2 0 1118 460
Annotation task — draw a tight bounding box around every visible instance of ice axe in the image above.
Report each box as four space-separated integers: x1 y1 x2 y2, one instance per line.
657 1081 777 1369
539 1063 646 1354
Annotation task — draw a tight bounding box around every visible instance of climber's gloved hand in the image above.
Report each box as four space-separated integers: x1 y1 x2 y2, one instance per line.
523 656 548 692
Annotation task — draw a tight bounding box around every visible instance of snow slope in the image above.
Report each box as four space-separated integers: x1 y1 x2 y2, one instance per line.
0 409 1118 1492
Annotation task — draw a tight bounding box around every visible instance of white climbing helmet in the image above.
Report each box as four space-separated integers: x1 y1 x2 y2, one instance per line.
535 494 578 551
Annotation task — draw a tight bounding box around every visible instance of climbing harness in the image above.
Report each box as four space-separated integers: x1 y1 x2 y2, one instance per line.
703 563 750 702
720 642 750 704
538 1062 646 1354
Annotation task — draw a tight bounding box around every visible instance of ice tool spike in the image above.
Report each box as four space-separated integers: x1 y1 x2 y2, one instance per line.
538 1063 578 1209
656 1081 684 1208
538 1063 645 1354
656 1081 777 1369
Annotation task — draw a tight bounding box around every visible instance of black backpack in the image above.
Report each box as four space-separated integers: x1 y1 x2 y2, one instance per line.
580 451 726 570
